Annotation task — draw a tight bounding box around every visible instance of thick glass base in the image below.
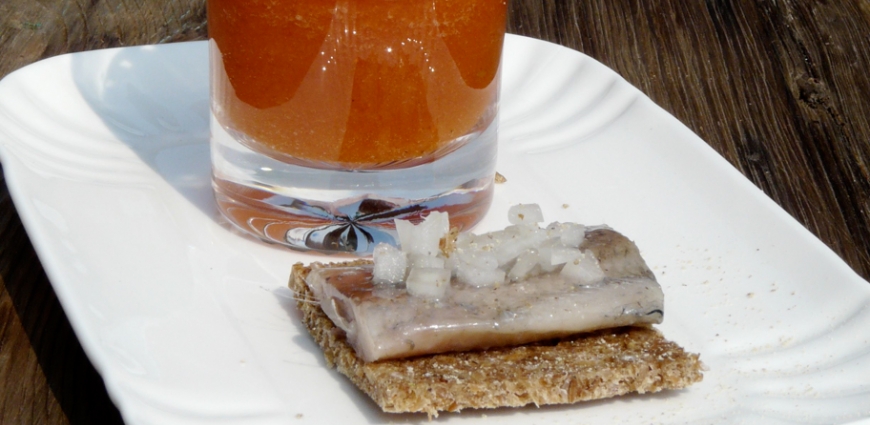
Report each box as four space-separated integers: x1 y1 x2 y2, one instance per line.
210 115 497 254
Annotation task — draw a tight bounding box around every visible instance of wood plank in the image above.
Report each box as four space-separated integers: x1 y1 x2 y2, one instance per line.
508 1 870 277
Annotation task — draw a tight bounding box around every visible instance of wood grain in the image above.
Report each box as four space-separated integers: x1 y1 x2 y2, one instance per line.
0 0 206 78
0 1 868 424
507 1 870 278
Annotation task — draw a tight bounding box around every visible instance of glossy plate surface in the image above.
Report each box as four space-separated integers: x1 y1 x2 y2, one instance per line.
1 35 869 425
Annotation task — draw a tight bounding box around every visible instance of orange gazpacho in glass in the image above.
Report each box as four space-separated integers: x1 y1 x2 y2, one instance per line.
208 0 507 169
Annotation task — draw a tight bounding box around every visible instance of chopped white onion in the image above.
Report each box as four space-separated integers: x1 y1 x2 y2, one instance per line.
456 266 506 288
493 226 549 266
534 243 561 273
378 204 604 297
394 219 417 253
456 248 499 271
559 223 587 248
395 211 448 257
409 253 446 269
406 267 451 299
372 243 407 284
455 231 475 249
560 253 606 283
508 249 539 281
508 204 544 225
549 244 584 265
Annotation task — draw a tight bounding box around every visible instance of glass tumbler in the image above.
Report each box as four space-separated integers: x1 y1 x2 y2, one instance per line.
208 0 507 253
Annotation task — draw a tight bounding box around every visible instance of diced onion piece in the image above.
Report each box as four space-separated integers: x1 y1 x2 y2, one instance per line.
395 211 449 257
508 204 544 225
549 244 584 265
535 243 561 273
494 226 549 266
559 223 587 248
372 243 407 284
473 229 506 251
379 203 599 295
444 255 459 275
406 267 451 299
425 210 450 235
455 231 475 249
505 223 544 238
492 234 526 266
456 249 499 271
456 266 506 288
508 249 539 281
409 254 445 269
395 219 417 253
560 252 606 284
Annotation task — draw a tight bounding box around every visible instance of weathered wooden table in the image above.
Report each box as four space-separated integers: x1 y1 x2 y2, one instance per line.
1 1 868 423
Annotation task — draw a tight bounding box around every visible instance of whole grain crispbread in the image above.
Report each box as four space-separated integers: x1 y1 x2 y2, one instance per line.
290 261 703 417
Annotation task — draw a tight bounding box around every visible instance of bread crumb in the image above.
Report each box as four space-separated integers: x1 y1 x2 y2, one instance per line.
494 172 507 183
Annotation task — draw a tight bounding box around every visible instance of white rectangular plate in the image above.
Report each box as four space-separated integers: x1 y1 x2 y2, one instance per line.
1 35 868 425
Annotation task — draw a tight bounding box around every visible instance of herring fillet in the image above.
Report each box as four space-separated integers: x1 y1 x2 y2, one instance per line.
304 228 664 362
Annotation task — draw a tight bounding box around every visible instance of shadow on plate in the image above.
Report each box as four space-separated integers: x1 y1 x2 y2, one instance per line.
70 42 216 224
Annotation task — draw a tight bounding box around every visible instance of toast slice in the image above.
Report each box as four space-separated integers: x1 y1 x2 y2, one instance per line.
290 261 703 417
